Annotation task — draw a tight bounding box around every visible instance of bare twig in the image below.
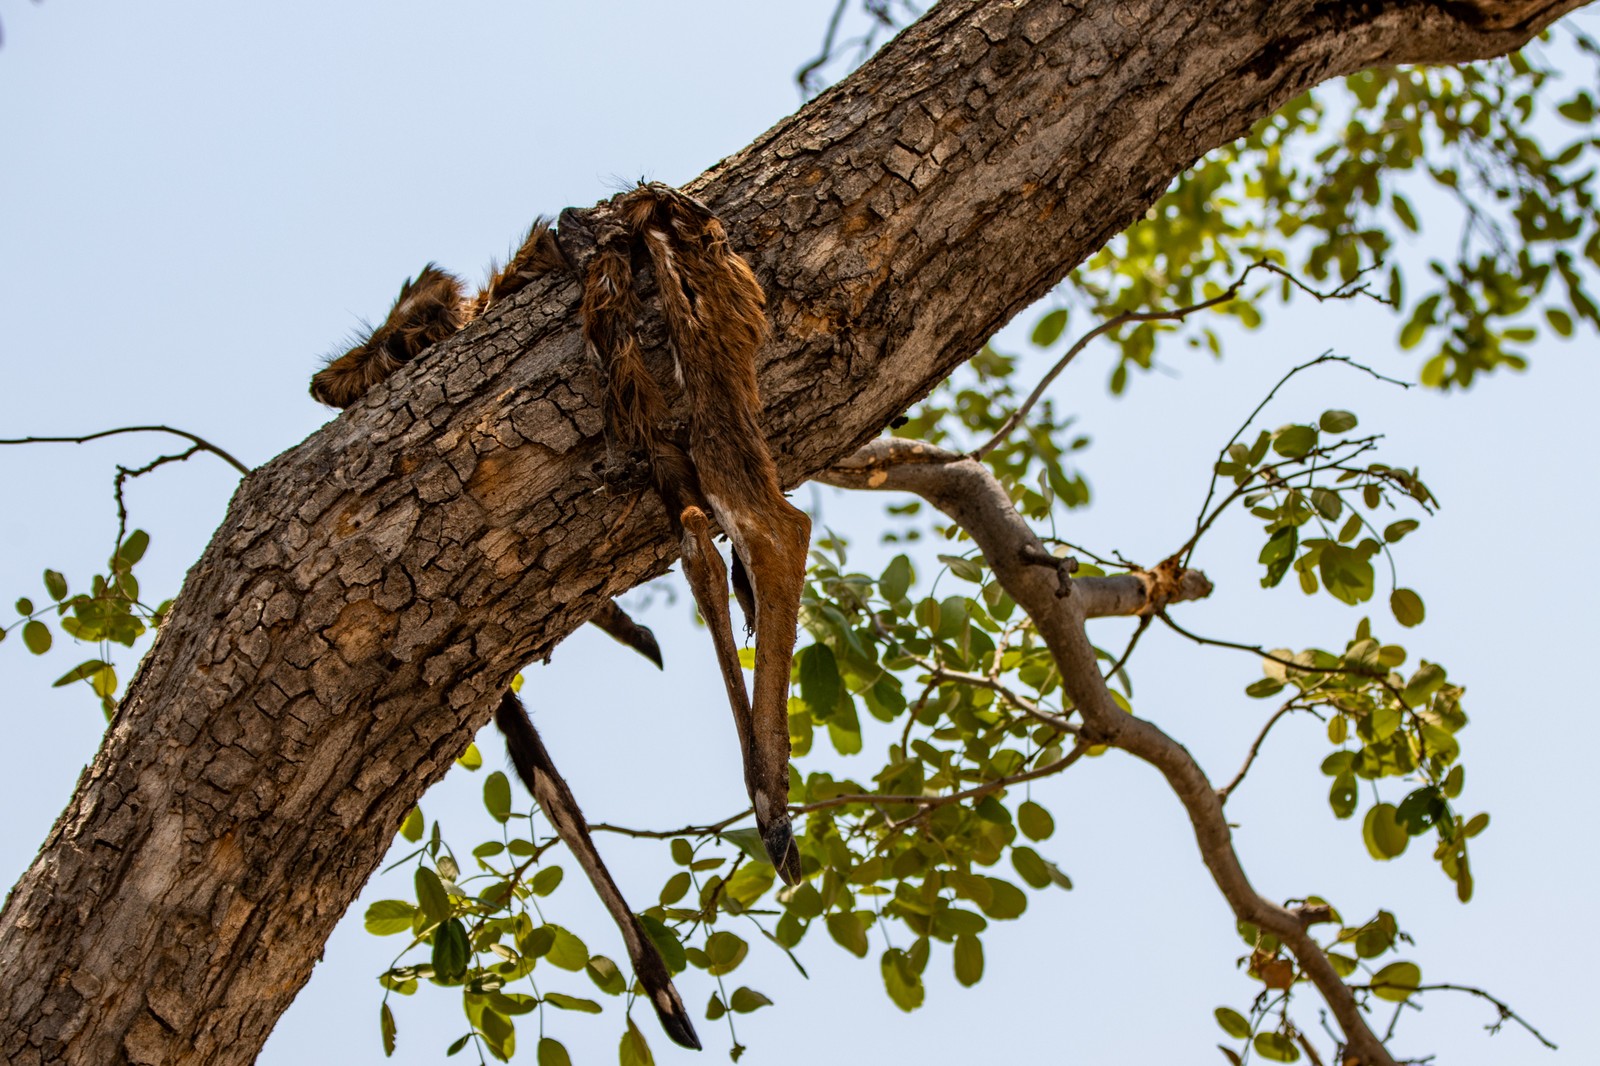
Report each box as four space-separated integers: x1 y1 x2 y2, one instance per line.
0 425 252 476
589 742 1090 841
921 663 1078 734
975 264 1393 462
1217 702 1317 804
1350 982 1557 1051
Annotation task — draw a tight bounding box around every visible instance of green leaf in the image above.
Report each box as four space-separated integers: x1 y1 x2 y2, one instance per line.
519 925 555 959
953 934 984 987
880 948 925 1012
880 555 913 602
1253 1032 1300 1062
456 743 483 770
826 912 869 958
718 827 771 866
659 871 691 906
537 1037 572 1066
586 955 627 995
1031 307 1068 347
1371 961 1422 1002
1382 520 1419 543
480 1007 514 1061
543 992 602 1014
1017 800 1054 841
1362 803 1409 860
51 658 111 688
1319 409 1358 433
544 925 589 971
1329 773 1358 820
705 930 749 975
1272 424 1317 458
380 1002 397 1057
112 529 150 570
706 992 727 1021
638 914 687 974
398 806 424 842
1214 1007 1251 1040
670 838 694 866
976 877 1027 920
431 917 471 981
1244 677 1285 699
530 864 564 897
619 1019 655 1066
42 569 68 601
364 899 417 936
1010 846 1052 889
22 620 51 654
797 643 841 717
484 771 512 823
414 866 451 927
1390 588 1425 627
729 986 772 1013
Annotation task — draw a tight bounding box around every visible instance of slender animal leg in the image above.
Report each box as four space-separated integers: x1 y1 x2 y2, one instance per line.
627 186 811 884
678 506 758 764
495 693 700 1051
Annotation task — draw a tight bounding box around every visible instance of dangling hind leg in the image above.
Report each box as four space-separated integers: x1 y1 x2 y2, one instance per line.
494 693 700 1050
718 498 811 887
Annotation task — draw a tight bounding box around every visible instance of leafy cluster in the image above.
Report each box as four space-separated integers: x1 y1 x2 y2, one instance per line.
1065 31 1600 393
3 529 168 718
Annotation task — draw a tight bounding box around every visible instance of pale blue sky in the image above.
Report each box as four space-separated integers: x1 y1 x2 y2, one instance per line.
1 3 1596 1064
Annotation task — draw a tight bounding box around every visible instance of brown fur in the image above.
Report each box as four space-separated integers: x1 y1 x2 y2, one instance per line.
308 229 698 1051
582 184 811 886
310 265 467 408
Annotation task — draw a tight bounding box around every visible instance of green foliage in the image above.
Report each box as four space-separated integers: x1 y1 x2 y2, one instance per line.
12 25 1581 1066
3 529 167 718
1055 38 1600 393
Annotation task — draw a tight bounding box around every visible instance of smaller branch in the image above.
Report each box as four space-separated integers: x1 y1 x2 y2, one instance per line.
1217 702 1316 805
590 743 1091 841
1182 352 1409 568
1102 615 1149 683
589 811 751 840
975 264 1392 462
0 425 252 475
795 0 852 97
922 664 1078 735
1349 983 1557 1051
792 741 1090 816
113 445 201 553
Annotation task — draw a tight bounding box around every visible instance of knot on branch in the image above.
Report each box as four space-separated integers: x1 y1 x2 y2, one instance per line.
1018 543 1077 598
1136 555 1214 617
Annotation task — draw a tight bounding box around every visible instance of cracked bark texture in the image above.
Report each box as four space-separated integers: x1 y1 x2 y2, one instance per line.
0 1 1585 1063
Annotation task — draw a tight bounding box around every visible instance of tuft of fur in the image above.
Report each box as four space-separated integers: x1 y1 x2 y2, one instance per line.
310 265 466 409
463 218 565 321
310 224 567 411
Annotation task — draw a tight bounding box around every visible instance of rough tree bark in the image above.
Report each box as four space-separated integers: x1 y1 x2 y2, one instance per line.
0 2 1584 1063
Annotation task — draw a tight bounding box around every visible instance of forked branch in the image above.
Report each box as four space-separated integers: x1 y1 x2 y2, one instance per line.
819 436 1397 1066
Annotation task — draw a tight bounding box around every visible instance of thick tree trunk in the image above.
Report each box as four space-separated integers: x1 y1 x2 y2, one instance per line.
0 2 1582 1062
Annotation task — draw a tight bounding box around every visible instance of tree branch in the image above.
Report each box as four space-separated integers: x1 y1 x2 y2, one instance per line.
829 436 1398 1064
0 425 252 476
2 2 1587 1062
